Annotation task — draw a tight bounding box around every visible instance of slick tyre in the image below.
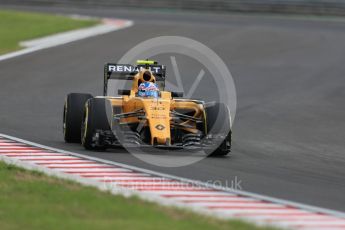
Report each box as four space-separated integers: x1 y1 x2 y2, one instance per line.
63 93 93 143
81 98 112 150
205 102 232 157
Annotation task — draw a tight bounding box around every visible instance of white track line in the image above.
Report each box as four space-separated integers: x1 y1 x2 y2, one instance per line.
0 17 133 62
0 133 344 230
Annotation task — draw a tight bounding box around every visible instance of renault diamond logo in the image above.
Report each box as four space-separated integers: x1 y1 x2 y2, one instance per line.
155 124 165 130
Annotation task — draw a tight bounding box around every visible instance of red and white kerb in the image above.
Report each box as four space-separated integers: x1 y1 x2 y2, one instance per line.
0 136 344 230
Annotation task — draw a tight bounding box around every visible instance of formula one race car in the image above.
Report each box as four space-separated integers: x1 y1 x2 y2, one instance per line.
63 60 232 156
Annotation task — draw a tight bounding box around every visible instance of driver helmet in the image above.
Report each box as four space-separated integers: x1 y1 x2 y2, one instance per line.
138 82 159 98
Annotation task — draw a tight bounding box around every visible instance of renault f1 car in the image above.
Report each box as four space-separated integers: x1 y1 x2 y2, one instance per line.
63 60 232 156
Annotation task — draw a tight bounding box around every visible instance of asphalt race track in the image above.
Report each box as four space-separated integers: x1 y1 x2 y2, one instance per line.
0 5 345 212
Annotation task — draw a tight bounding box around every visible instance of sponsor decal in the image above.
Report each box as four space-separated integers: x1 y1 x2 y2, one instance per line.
108 64 162 74
155 124 165 130
150 106 165 111
151 114 167 119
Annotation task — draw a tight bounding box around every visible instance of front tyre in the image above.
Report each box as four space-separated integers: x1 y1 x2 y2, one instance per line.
205 102 232 157
63 93 93 143
81 98 112 150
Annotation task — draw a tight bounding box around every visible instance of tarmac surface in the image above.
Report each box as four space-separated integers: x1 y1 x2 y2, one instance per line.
0 5 344 211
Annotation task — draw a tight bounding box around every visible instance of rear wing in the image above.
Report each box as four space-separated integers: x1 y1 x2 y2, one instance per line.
103 63 166 95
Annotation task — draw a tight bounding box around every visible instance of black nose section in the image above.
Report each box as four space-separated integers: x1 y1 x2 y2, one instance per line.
143 71 151 81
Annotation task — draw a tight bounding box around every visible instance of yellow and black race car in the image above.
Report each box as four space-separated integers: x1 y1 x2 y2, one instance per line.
63 60 231 156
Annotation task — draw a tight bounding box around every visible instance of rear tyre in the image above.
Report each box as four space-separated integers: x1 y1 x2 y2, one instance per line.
205 103 232 157
81 98 112 150
63 93 93 143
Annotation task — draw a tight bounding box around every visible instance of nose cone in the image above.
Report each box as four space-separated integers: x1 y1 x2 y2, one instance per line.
143 99 171 145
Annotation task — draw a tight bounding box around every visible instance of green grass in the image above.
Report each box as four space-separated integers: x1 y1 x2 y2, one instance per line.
0 162 277 230
0 10 99 54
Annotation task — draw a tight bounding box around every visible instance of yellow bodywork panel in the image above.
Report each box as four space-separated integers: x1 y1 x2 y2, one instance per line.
106 68 205 145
